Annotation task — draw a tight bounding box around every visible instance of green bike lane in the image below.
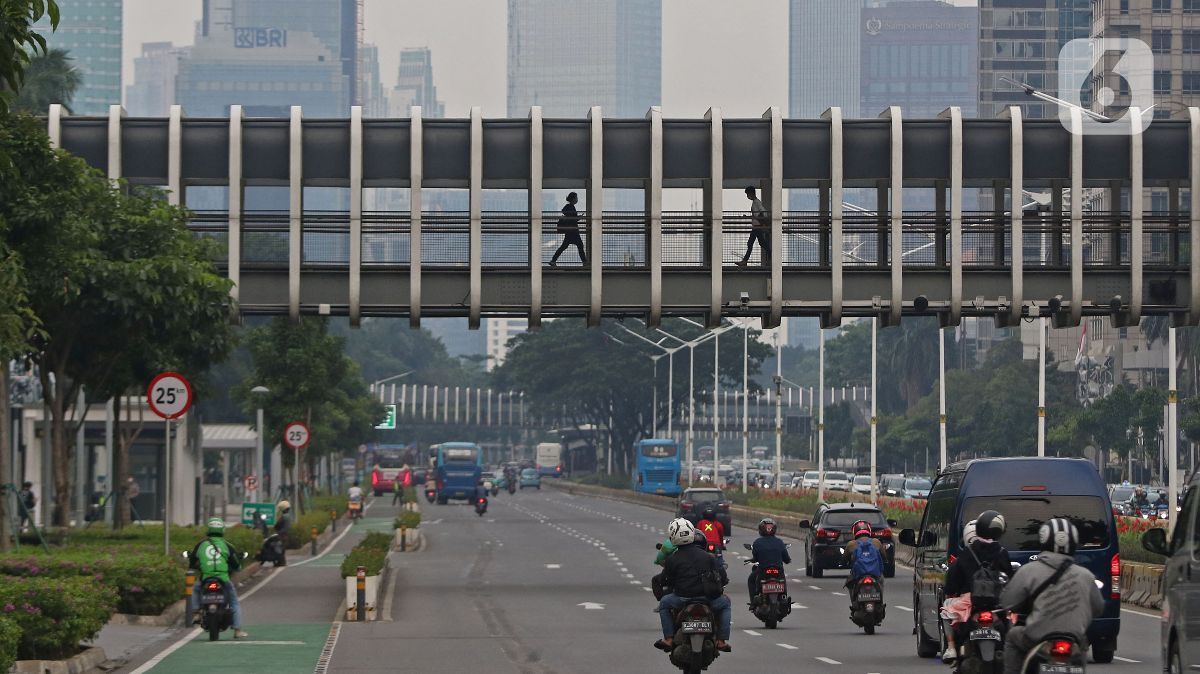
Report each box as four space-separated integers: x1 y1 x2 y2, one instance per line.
121 499 400 674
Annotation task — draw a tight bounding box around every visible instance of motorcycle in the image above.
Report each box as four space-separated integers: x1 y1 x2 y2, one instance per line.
424 487 436 504
849 575 885 634
183 550 248 641
1019 634 1086 674
954 608 1006 674
484 480 499 497
664 601 720 674
743 543 791 629
256 533 287 567
507 479 516 495
704 537 728 568
347 499 363 520
475 495 488 517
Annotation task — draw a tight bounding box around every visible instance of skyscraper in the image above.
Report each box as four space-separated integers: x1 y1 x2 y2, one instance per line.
126 42 190 117
389 47 444 118
359 43 387 118
507 0 661 118
35 0 122 115
789 0 863 119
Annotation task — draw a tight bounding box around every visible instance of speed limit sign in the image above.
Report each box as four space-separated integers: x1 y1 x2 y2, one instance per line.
283 422 310 450
147 372 193 420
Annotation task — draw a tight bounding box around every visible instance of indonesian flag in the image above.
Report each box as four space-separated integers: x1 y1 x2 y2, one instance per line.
1074 320 1088 365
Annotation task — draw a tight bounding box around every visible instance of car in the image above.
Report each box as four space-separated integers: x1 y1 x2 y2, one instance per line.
799 502 897 579
901 477 932 499
880 474 907 497
518 468 541 490
851 475 873 495
1109 484 1137 515
799 470 821 489
825 471 851 491
899 457 1120 663
1140 470 1199 673
676 487 733 535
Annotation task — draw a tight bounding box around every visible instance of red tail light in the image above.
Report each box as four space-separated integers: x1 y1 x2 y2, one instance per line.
478 498 485 504
861 576 874 585
205 581 220 592
687 604 710 619
976 611 994 627
1110 553 1121 600
816 527 839 540
1051 640 1073 656
680 502 693 511
948 554 957 566
764 568 781 575
873 528 892 538
718 502 731 512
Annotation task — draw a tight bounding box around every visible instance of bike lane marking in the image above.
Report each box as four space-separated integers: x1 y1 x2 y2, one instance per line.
140 624 331 674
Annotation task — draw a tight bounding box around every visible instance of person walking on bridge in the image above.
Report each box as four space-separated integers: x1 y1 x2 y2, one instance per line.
549 192 587 266
735 186 770 268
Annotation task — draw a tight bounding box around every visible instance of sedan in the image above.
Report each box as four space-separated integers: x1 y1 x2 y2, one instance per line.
825 471 851 491
799 470 821 489
901 477 932 499
851 475 873 495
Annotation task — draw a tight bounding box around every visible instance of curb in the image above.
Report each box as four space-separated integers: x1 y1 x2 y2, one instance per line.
13 646 106 674
104 561 264 628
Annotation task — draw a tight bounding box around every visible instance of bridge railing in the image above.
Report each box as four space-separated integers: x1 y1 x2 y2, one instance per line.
183 208 1193 273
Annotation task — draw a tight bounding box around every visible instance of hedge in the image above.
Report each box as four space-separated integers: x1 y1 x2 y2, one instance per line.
339 532 390 578
0 616 17 673
54 524 263 557
394 511 420 530
0 550 184 615
0 576 116 660
285 510 340 550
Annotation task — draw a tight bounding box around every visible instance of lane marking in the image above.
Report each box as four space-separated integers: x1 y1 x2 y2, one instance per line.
816 656 842 665
1113 656 1141 664
743 629 762 636
791 604 807 609
895 605 913 612
312 621 341 674
831 591 847 596
777 643 799 650
545 564 562 569
808 585 821 590
128 628 202 674
204 640 306 645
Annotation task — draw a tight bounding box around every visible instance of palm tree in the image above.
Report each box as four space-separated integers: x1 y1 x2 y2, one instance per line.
13 48 80 114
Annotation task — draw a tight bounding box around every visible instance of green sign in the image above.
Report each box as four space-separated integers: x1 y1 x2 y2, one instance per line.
375 404 397 430
241 502 276 526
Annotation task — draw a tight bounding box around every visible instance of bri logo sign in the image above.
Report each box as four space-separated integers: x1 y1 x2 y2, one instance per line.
235 27 287 49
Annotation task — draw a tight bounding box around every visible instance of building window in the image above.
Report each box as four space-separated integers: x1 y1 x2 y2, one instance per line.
1121 0 1130 12
1156 70 1173 93
1186 31 1200 53
1153 29 1173 53
1154 0 1172 12
1184 71 1200 93
1155 108 1173 119
1187 0 1200 12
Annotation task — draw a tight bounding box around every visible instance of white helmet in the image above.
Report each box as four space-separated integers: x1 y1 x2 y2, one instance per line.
1039 518 1079 555
962 520 978 547
668 518 697 547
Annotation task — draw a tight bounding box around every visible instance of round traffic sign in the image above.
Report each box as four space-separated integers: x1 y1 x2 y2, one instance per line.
147 372 193 420
284 422 311 450
244 474 258 490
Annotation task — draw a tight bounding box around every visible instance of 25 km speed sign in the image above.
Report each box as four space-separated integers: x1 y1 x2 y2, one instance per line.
283 422 311 450
147 372 193 420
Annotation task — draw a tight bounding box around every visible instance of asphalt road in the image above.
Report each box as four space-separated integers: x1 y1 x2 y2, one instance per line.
118 488 1165 674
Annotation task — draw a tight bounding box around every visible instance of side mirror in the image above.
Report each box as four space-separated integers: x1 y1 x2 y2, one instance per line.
887 519 899 528
798 520 812 530
743 543 753 551
1141 527 1170 556
898 529 917 546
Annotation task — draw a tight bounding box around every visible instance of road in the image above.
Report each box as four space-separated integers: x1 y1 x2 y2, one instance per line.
118 487 1164 674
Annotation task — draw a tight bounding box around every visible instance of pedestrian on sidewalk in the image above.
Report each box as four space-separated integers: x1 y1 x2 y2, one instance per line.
126 476 141 522
735 186 770 268
17 482 35 531
549 192 587 267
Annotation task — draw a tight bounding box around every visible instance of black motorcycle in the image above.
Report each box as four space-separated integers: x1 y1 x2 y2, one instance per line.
664 601 721 674
183 550 248 641
507 480 516 495
475 495 488 516
1019 634 1086 674
849 575 885 634
424 487 436 503
743 543 791 629
955 608 1006 674
256 533 287 567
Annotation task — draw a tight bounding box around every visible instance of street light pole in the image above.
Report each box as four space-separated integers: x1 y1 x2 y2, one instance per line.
251 385 269 501
1038 316 1047 457
714 331 720 482
689 345 695 486
871 317 878 504
938 326 947 470
1169 327 1179 535
742 323 749 494
774 332 783 494
818 326 826 501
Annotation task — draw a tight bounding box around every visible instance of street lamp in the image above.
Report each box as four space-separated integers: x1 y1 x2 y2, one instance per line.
251 385 269 501
371 371 413 403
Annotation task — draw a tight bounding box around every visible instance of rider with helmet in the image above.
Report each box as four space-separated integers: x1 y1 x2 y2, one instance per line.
697 507 725 553
654 518 732 654
941 511 1012 664
746 517 791 603
999 518 1104 674
188 518 248 639
842 520 885 590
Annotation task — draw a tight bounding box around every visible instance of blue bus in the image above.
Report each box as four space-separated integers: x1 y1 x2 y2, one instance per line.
633 439 682 496
430 442 483 504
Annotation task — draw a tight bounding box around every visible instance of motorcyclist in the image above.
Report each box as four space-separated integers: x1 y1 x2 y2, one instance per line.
188 518 248 639
842 520 885 592
999 518 1104 674
697 507 726 565
654 518 732 654
1132 485 1150 513
746 517 791 604
348 481 364 503
273 499 292 565
941 511 1011 664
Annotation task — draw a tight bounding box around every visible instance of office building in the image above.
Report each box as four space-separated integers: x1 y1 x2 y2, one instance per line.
789 0 863 119
979 0 1094 119
860 1 979 117
126 42 190 116
389 47 444 118
487 318 529 370
35 0 122 115
507 0 661 118
359 43 387 118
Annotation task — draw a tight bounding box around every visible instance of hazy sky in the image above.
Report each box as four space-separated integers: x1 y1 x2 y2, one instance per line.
122 0 790 118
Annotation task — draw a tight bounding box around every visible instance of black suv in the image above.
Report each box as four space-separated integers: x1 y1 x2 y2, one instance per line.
1141 470 1200 672
676 488 732 535
799 502 897 578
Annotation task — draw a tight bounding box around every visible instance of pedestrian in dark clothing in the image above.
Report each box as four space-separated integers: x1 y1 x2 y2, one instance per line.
17 482 35 531
735 186 770 268
549 192 587 266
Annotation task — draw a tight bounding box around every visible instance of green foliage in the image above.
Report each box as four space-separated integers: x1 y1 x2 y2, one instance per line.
286 510 336 549
0 550 182 615
571 473 633 489
0 575 115 660
310 494 350 519
0 0 59 114
339 531 390 578
55 524 262 558
12 48 78 113
0 615 17 673
333 318 485 389
394 510 420 529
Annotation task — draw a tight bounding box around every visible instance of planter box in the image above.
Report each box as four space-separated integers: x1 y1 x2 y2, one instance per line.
344 573 380 621
13 646 106 674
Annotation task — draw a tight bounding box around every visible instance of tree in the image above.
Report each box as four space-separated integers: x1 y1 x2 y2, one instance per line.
332 318 485 388
0 0 58 114
12 48 78 113
1 114 235 526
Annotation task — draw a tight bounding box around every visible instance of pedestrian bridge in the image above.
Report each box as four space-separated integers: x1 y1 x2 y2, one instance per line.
45 103 1200 328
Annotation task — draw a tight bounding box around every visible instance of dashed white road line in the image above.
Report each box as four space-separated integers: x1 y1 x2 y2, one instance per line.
777 643 799 650
808 585 821 590
743 629 762 637
815 656 842 665
895 605 913 612
791 603 808 609
831 591 847 596
1113 656 1141 664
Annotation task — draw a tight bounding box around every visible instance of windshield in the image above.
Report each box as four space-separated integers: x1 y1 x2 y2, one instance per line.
804 471 819 479
854 476 871 484
686 490 724 503
961 495 1111 551
375 456 405 469
905 479 932 490
1109 487 1134 502
822 511 886 528
521 469 537 477
641 443 678 458
827 472 848 481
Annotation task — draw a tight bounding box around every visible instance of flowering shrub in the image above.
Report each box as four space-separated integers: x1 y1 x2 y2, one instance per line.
0 577 116 660
0 551 183 615
0 616 17 673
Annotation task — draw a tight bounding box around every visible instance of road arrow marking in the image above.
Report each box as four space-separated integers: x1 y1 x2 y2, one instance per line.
577 602 606 610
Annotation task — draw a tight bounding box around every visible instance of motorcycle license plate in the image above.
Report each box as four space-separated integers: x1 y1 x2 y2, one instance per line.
1039 666 1084 674
201 593 224 603
970 628 1001 641
681 621 713 634
858 589 881 602
762 582 786 594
